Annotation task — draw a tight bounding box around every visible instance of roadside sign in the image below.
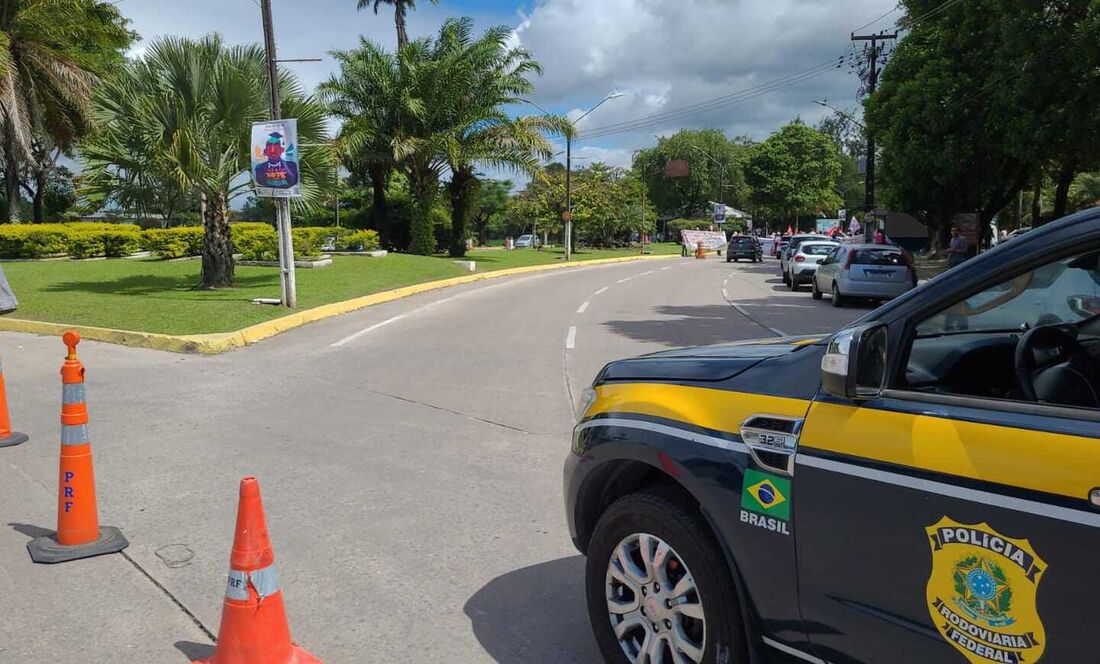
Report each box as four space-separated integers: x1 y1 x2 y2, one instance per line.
251 119 301 198
714 203 726 223
838 208 846 222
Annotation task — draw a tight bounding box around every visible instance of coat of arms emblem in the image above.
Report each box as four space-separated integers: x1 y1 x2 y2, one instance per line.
926 517 1046 664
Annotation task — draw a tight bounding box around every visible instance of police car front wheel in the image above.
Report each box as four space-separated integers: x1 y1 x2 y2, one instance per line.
586 489 747 664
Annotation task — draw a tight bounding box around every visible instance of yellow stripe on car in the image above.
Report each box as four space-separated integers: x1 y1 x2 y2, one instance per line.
800 401 1100 501
585 383 811 433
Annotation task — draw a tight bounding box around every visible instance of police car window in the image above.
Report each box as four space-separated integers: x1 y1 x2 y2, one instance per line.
916 253 1100 335
903 251 1100 404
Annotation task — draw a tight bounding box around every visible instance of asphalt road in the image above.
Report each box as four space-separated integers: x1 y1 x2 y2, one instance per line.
0 254 866 663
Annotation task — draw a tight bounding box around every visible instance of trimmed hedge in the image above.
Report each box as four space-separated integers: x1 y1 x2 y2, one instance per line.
142 227 204 259
0 222 378 261
0 223 143 259
232 226 279 261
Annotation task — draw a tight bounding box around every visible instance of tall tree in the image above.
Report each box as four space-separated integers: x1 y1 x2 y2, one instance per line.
356 0 438 48
323 39 403 245
633 129 751 219
744 120 842 225
80 36 332 287
469 178 511 246
0 0 131 222
867 0 1100 239
434 20 564 257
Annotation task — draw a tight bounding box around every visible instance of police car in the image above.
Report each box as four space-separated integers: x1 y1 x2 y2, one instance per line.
565 206 1100 664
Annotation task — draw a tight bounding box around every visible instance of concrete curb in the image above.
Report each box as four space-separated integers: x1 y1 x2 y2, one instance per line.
0 253 678 354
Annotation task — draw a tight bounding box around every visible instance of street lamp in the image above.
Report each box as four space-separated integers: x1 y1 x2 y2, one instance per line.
524 93 624 260
811 99 865 129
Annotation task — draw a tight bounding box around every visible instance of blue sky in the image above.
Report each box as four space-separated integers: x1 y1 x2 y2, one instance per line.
119 0 899 183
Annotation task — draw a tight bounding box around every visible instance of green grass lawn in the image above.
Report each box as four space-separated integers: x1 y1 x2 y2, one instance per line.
0 244 678 335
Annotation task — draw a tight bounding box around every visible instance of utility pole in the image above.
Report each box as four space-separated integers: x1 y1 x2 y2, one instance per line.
851 31 896 218
565 134 573 260
261 0 297 308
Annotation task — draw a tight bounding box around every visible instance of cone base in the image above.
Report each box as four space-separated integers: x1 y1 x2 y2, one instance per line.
0 431 28 448
192 643 323 664
27 525 128 564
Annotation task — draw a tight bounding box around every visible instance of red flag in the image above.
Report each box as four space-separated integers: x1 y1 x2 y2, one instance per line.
786 225 793 235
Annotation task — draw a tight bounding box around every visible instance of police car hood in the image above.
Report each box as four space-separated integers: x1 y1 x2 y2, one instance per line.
597 335 827 383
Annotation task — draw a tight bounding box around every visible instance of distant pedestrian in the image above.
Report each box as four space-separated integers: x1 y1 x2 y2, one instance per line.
874 228 886 244
945 227 970 268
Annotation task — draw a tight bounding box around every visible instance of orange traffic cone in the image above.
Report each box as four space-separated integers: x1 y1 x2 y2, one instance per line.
27 331 128 563
0 350 28 448
195 477 321 664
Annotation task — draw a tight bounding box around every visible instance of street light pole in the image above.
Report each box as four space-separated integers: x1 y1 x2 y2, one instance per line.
519 94 622 260
692 146 727 223
260 0 297 308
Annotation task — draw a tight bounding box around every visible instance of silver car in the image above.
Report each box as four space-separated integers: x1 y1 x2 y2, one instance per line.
787 240 839 290
812 243 916 307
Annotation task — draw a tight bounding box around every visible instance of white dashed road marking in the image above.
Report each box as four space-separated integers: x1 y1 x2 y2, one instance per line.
661 266 672 271
331 315 407 348
594 286 609 295
639 270 654 276
616 277 632 284
566 326 577 349
577 301 590 314
722 288 729 299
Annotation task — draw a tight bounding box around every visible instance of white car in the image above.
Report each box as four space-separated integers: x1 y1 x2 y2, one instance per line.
515 234 541 248
780 234 829 284
786 240 839 290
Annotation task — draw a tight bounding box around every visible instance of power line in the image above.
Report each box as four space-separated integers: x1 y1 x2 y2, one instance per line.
853 3 902 33
558 60 843 143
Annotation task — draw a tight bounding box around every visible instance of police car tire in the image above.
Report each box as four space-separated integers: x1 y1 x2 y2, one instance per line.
586 489 748 664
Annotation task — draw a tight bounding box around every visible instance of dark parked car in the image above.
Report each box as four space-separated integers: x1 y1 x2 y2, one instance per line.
726 235 762 263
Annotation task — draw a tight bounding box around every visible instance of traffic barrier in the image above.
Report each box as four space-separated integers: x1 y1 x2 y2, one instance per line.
195 477 321 664
0 350 28 448
27 331 128 563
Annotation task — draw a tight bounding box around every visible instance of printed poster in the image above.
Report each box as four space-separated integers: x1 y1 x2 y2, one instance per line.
251 119 301 198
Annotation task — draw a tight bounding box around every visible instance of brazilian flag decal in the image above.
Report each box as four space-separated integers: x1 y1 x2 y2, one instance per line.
741 469 791 521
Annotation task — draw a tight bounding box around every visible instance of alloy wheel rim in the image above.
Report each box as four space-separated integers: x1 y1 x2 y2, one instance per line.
605 532 706 663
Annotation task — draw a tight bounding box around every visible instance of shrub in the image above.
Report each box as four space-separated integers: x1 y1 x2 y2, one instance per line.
290 227 330 259
102 229 142 257
142 228 204 259
233 226 279 261
341 230 380 251
67 231 102 259
0 225 72 258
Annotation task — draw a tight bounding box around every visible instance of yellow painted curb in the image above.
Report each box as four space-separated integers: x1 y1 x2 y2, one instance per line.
0 253 679 354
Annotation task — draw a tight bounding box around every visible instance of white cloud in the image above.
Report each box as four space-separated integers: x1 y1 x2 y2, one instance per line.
515 0 894 145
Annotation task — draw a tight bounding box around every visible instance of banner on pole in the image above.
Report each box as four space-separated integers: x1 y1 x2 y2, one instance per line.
251 119 301 198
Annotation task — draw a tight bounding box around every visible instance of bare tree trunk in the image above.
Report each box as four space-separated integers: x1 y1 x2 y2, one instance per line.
369 164 389 233
32 166 46 223
448 168 475 258
1031 169 1043 226
200 191 235 288
395 3 409 47
3 148 20 223
1052 161 1076 220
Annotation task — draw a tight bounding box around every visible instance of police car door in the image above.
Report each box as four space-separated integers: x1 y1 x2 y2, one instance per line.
793 247 1100 664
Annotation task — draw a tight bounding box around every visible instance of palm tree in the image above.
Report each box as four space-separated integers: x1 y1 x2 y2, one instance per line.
80 36 332 287
0 0 131 222
356 0 438 48
433 21 567 256
322 40 403 245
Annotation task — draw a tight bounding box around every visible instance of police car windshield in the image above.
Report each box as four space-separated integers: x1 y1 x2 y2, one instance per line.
916 253 1100 336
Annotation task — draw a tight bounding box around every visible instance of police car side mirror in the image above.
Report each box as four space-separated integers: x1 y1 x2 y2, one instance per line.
821 323 888 401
